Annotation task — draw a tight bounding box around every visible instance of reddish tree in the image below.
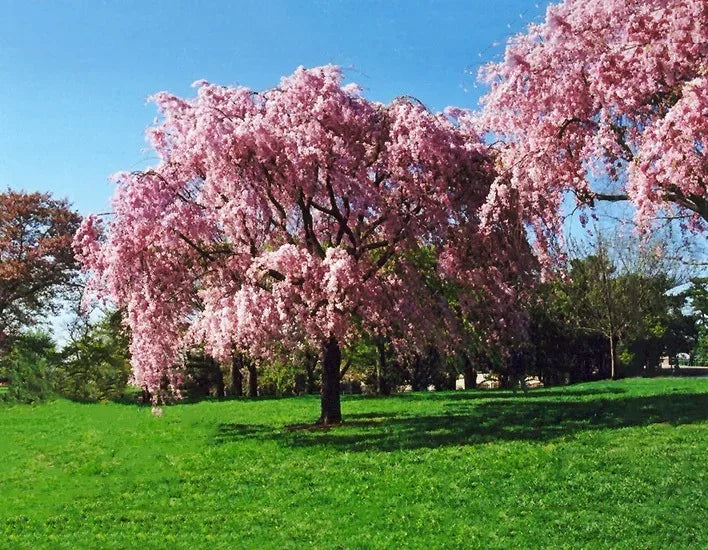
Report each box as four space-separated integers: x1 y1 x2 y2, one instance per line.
0 190 81 345
75 66 529 422
477 0 706 258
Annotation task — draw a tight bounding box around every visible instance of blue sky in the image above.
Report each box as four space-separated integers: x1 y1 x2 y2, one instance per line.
0 0 548 215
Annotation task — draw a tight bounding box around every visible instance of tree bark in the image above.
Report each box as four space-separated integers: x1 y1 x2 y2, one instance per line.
410 355 425 391
305 352 319 394
318 336 342 424
462 352 477 390
202 356 225 398
599 249 618 380
140 387 152 404
246 359 258 397
231 355 243 397
376 336 391 396
212 358 225 398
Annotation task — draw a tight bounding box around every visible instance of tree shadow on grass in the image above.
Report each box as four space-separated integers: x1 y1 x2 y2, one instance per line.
213 423 276 444
389 386 628 401
345 411 403 420
214 392 708 452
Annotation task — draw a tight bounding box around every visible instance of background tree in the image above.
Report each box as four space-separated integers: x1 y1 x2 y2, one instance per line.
58 310 132 401
0 190 81 348
525 230 698 383
75 66 530 423
527 285 609 385
686 277 708 365
477 0 706 260
181 350 226 399
0 331 59 403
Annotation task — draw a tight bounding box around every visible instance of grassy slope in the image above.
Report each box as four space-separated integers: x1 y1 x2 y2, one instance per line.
1 377 706 549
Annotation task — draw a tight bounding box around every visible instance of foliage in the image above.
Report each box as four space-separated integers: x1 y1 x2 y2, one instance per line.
392 346 459 391
477 0 707 260
0 331 59 403
526 241 698 382
687 278 708 364
620 283 697 374
0 190 81 345
57 311 132 401
694 326 708 365
259 359 302 397
1 378 706 548
176 349 227 399
686 277 708 323
74 66 531 412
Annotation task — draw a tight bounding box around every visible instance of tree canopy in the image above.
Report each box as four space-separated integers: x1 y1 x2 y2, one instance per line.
477 0 706 258
0 190 81 347
75 66 532 421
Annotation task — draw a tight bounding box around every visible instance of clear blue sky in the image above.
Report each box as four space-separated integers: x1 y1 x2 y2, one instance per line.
0 0 548 215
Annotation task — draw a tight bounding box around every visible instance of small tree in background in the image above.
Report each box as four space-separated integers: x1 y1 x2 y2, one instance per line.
0 331 59 403
525 230 699 383
0 190 81 349
686 278 708 365
181 350 226 399
58 310 132 401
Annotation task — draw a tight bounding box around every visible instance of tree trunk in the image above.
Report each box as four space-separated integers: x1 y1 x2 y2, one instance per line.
463 352 477 390
318 336 342 424
246 359 258 397
376 336 391 396
140 387 152 404
599 251 618 381
305 352 319 394
212 358 225 398
410 355 425 391
231 355 243 397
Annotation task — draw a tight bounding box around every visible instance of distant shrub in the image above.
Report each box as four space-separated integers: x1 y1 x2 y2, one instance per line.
260 360 301 397
0 331 59 403
181 350 225 399
58 311 131 401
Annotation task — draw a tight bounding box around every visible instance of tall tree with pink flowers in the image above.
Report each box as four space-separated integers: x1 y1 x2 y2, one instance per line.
477 0 706 259
74 66 531 423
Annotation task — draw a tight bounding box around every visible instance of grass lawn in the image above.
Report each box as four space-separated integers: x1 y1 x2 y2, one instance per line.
1 377 706 549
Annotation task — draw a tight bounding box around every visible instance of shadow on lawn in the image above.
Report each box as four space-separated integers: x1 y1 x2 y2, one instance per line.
215 392 708 451
104 383 624 407
389 386 628 401
214 423 276 443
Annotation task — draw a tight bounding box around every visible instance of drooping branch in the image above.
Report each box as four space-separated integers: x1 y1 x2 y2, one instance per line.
324 176 358 251
296 190 326 260
584 190 707 222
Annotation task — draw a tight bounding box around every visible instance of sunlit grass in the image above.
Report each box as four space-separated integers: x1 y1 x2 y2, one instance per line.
1 377 706 548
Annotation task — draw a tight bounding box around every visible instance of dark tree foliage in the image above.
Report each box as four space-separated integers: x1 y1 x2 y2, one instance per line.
0 191 81 346
686 278 708 365
58 310 132 401
525 255 698 384
527 282 612 385
182 350 226 399
0 331 59 403
399 347 458 391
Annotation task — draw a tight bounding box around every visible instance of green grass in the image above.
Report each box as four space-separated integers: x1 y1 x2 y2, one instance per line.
1 378 706 549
